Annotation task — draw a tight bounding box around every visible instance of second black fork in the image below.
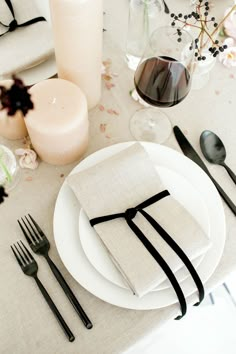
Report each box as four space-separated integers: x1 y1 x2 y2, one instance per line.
11 241 75 342
18 214 93 330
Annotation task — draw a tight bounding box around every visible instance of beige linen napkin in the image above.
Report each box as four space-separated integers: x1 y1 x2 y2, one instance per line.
0 0 54 77
67 143 211 297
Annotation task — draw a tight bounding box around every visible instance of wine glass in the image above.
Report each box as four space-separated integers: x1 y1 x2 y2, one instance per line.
130 25 195 143
0 144 20 191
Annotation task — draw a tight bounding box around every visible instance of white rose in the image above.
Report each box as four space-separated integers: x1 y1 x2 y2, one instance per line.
15 148 38 170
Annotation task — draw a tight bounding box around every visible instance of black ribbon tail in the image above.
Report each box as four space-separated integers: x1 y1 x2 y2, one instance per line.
18 17 46 28
90 213 125 227
139 209 205 305
89 190 206 319
136 190 170 209
126 217 187 319
5 0 15 17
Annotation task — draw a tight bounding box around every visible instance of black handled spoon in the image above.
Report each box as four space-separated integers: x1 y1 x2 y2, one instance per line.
200 130 236 184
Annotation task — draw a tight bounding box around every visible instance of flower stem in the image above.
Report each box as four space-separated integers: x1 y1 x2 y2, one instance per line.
143 0 150 38
0 149 12 183
211 5 236 38
202 4 236 49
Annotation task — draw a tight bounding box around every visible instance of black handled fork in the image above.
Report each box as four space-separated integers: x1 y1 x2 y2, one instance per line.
18 214 93 330
11 241 75 342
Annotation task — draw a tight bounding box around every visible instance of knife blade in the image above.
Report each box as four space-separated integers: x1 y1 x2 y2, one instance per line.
173 125 236 216
162 0 170 14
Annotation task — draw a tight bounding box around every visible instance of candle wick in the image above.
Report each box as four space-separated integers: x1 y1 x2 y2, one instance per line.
50 97 57 104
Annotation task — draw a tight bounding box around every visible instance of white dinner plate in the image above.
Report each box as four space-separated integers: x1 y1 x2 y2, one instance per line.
79 165 206 291
53 142 226 310
3 55 57 87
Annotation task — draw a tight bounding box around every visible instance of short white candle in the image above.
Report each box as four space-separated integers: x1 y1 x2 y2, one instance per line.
25 78 89 165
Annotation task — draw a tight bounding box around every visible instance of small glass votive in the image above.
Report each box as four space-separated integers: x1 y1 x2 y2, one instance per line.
0 145 20 191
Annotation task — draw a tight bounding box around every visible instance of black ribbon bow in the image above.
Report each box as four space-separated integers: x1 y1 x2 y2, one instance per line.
0 0 46 37
90 190 205 319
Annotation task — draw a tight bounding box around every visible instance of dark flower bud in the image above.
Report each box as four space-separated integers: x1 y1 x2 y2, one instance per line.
0 186 8 204
0 76 34 117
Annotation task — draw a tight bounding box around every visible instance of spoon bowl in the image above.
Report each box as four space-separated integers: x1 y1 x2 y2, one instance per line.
200 130 236 184
200 130 226 164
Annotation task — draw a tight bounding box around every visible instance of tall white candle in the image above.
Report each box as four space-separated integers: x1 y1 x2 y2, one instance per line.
49 0 103 110
25 79 89 165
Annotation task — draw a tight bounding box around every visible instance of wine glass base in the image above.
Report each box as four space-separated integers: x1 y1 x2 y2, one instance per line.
129 108 172 144
125 53 140 71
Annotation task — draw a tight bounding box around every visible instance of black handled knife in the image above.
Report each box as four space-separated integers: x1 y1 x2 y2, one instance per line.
162 0 170 14
173 125 236 216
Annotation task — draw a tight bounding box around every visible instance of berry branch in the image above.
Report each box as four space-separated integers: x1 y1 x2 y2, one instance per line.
170 0 236 60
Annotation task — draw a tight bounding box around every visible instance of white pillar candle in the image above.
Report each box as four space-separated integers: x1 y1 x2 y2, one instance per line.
49 0 103 110
0 80 28 140
25 78 89 165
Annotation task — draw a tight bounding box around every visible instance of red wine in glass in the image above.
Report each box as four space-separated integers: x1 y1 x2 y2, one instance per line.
134 56 191 108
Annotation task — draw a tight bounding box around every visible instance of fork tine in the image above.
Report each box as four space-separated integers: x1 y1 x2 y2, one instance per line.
25 214 43 241
28 214 45 238
17 219 33 245
13 243 26 265
11 245 23 267
19 240 34 262
17 241 31 264
21 217 40 243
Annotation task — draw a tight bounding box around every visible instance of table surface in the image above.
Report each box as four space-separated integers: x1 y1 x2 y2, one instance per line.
1 1 236 353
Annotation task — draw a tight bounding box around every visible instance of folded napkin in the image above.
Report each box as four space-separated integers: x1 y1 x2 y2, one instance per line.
0 0 54 77
67 143 211 297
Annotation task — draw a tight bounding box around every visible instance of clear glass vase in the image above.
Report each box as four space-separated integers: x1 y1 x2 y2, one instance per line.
192 51 216 90
126 0 163 70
